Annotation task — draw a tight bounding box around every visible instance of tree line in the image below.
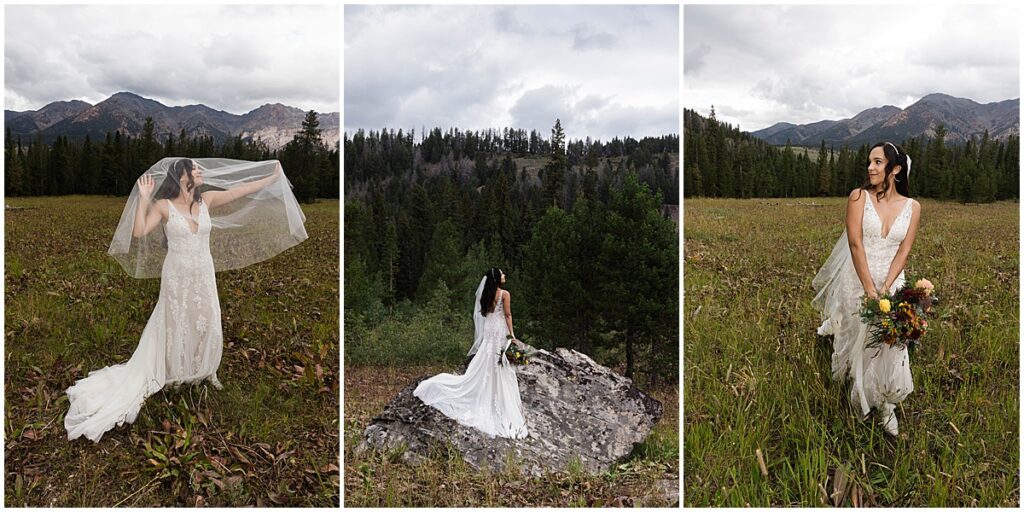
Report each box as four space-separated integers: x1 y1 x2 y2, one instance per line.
4 111 339 202
684 108 1020 202
344 120 679 385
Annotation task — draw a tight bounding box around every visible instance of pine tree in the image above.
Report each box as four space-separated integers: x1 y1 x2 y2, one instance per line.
542 119 568 208
140 116 160 165
280 110 325 203
595 172 676 381
522 205 582 351
927 124 949 199
5 128 24 196
417 219 463 305
816 139 831 196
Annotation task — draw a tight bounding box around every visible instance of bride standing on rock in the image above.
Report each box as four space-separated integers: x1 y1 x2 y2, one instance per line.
414 268 529 439
65 157 308 442
812 142 921 436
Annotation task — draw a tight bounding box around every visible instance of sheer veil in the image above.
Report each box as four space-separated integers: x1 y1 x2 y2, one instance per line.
108 157 308 278
467 276 487 356
811 229 853 336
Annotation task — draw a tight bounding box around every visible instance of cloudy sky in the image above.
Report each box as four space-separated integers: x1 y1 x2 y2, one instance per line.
684 4 1020 131
345 5 679 140
5 5 339 114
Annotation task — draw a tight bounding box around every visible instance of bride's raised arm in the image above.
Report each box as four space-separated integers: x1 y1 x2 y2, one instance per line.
202 161 284 210
845 189 877 299
132 175 167 238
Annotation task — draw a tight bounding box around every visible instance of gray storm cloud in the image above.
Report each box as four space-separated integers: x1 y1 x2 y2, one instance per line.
683 4 1019 131
4 4 339 114
344 4 679 140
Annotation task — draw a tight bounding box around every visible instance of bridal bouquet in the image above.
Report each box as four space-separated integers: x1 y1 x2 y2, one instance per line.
860 278 937 350
502 334 530 365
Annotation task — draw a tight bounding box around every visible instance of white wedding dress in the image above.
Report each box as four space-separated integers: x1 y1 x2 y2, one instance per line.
65 199 223 442
413 294 528 439
813 193 915 419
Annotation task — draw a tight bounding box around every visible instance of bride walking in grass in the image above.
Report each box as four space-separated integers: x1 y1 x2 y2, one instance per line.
813 142 921 436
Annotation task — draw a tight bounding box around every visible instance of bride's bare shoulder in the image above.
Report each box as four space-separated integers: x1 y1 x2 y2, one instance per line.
847 188 866 203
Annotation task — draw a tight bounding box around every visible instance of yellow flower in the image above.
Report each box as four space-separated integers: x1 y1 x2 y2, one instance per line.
879 299 891 313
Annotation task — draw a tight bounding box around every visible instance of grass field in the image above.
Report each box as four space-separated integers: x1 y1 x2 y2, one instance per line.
5 196 339 507
343 363 679 507
684 197 1019 506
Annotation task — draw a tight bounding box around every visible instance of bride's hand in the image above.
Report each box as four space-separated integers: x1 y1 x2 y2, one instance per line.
865 287 880 301
137 174 156 200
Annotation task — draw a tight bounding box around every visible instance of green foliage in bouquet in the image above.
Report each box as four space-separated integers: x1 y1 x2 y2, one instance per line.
859 278 938 350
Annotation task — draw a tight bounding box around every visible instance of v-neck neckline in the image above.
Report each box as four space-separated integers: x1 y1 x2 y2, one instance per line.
867 193 910 239
168 200 202 235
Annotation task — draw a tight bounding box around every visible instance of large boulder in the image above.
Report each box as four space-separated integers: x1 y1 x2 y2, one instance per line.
356 345 663 475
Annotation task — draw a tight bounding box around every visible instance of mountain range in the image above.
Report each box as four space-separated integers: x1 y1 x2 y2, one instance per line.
4 92 340 150
750 93 1019 146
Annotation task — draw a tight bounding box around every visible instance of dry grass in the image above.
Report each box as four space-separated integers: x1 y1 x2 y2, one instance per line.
5 196 340 506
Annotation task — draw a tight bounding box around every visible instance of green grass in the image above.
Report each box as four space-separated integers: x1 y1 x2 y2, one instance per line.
343 364 679 507
5 195 339 507
684 197 1019 506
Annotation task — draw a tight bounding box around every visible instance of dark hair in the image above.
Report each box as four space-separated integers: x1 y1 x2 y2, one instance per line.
479 267 504 316
155 158 203 214
860 142 910 201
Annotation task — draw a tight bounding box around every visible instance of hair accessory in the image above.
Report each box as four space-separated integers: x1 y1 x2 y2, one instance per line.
886 142 899 155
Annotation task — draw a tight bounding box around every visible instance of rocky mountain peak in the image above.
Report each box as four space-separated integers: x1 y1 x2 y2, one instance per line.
750 93 1018 146
6 92 339 150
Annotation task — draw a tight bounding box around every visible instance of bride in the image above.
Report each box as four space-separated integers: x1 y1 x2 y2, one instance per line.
413 268 529 439
812 142 921 436
65 157 308 442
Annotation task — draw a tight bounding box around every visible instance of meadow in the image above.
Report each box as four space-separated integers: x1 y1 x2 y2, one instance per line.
684 197 1019 506
343 298 679 507
4 196 339 506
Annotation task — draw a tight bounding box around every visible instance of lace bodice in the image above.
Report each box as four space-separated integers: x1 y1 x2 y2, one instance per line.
861 194 913 287
165 200 214 275
166 200 211 242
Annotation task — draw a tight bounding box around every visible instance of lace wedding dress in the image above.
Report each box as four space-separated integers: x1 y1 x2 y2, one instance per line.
813 193 915 423
413 294 529 439
65 199 223 442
